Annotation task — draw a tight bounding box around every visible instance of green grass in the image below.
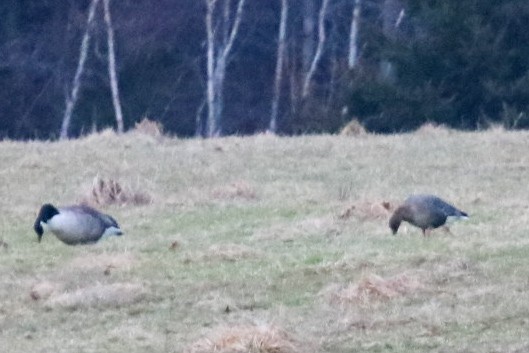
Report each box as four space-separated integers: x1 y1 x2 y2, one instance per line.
1 128 529 352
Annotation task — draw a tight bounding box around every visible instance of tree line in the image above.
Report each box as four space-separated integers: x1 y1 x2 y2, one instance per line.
1 0 529 140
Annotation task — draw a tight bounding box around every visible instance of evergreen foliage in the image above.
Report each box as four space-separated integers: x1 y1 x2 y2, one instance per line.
1 0 529 138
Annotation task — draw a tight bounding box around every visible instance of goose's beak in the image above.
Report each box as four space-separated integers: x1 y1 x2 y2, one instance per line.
34 222 44 243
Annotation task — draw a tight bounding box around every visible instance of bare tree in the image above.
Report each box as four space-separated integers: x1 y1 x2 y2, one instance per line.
348 0 362 69
269 0 288 133
380 0 404 81
302 0 316 73
302 0 330 98
60 0 100 139
103 0 124 134
205 0 246 137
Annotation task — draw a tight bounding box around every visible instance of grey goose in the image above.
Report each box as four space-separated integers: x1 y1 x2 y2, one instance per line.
34 203 123 245
389 194 468 236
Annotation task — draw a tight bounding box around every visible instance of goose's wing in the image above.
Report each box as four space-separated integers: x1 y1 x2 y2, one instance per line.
429 197 467 217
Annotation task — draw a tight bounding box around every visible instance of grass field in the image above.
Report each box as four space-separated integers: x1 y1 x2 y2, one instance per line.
1 127 529 352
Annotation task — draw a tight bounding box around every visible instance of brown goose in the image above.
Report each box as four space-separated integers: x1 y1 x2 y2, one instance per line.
389 195 468 236
34 203 123 245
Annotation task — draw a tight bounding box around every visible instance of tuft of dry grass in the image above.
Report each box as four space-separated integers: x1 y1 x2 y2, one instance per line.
415 122 453 135
328 273 422 305
81 175 152 206
133 117 164 137
339 119 367 136
45 282 147 309
339 200 394 221
251 216 340 241
185 243 260 263
30 281 64 301
211 180 258 201
67 253 136 272
184 324 302 353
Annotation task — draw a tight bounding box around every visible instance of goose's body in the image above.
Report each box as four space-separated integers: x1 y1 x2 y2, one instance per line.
389 195 468 236
34 204 123 245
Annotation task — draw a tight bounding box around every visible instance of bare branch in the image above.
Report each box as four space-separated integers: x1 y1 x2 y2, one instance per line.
60 0 100 139
348 0 362 69
103 0 124 134
269 0 288 133
302 0 329 98
205 0 217 136
221 0 246 60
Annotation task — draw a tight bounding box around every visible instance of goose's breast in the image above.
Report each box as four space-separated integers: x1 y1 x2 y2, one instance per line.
48 211 102 242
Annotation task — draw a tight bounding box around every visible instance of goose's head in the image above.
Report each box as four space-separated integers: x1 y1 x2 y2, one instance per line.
34 204 60 242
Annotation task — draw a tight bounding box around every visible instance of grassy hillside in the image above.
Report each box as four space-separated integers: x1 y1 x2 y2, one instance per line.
1 128 529 352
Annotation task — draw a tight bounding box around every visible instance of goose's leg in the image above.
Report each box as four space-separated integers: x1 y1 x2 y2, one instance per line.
442 226 453 235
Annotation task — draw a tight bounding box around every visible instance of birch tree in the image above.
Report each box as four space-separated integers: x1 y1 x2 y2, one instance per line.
269 0 288 133
380 0 404 81
205 0 246 137
60 0 100 139
348 0 362 69
103 0 124 134
302 0 316 73
302 0 329 98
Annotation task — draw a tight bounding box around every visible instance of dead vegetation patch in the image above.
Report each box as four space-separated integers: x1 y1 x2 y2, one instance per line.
45 282 147 309
327 273 422 305
68 253 136 273
133 117 164 137
109 324 163 345
252 216 340 241
200 244 259 263
30 281 64 301
339 119 367 136
427 258 479 286
211 180 258 201
194 290 238 313
339 200 393 221
415 122 453 135
80 175 152 206
184 323 303 353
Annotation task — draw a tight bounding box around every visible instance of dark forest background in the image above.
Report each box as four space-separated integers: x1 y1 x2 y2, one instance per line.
2 0 529 139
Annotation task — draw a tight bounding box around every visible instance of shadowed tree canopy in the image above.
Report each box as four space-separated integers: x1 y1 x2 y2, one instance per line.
1 0 529 139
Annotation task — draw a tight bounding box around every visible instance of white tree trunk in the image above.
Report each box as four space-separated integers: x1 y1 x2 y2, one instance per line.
204 0 246 137
103 0 124 134
195 98 206 137
269 0 288 133
348 0 362 69
302 0 329 98
302 0 315 73
380 0 403 81
205 0 217 137
60 0 100 139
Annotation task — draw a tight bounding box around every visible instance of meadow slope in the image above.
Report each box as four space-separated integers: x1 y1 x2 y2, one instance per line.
1 128 529 352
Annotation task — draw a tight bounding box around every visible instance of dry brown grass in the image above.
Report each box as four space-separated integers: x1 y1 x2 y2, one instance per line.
45 282 147 309
133 117 164 137
328 273 422 305
338 200 393 221
30 280 64 301
81 175 152 206
185 243 260 263
339 119 367 136
3 130 529 352
211 180 258 201
68 252 136 272
251 216 340 241
415 122 454 135
185 324 302 353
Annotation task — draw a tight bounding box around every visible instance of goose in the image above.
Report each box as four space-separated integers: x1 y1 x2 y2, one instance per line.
34 203 123 245
389 194 468 236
